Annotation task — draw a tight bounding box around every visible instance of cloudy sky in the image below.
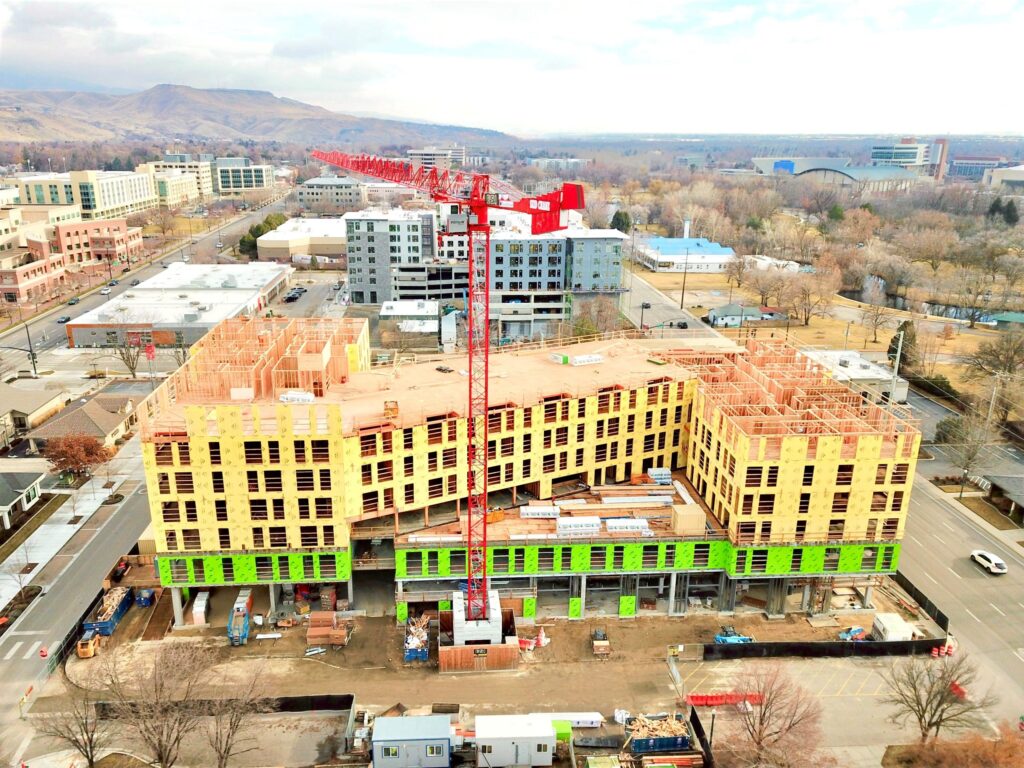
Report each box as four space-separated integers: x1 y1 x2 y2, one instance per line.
0 0 1021 136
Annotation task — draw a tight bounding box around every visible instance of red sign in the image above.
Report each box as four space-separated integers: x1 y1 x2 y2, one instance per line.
125 331 142 347
145 343 156 361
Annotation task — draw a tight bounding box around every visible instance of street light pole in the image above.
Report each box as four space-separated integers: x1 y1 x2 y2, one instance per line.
709 708 717 749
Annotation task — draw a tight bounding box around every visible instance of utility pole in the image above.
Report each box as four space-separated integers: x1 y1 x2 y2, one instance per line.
844 321 852 350
678 248 690 310
986 373 1002 426
889 330 904 404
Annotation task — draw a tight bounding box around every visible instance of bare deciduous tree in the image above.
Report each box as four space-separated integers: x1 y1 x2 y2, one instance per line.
720 663 831 768
205 668 269 768
786 269 840 326
35 687 112 768
725 255 752 287
882 654 998 744
859 282 893 344
747 268 789 306
104 643 208 768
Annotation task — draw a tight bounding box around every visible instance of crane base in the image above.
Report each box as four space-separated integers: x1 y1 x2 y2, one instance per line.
452 589 502 646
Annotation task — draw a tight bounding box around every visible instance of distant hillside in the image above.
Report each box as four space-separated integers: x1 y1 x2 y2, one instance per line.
0 83 511 147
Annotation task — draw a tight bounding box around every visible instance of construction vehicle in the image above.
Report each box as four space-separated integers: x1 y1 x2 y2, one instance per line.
76 630 101 659
714 626 754 644
592 627 611 658
838 626 866 641
228 588 254 646
311 149 583 625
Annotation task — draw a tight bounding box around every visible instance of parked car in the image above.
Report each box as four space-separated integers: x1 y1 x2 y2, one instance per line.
283 295 299 303
215 241 223 248
108 280 119 286
99 287 112 295
130 279 141 286
970 550 1007 574
56 315 72 324
67 297 80 305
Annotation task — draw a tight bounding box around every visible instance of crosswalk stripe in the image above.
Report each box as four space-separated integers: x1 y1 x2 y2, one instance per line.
22 640 41 659
3 641 24 660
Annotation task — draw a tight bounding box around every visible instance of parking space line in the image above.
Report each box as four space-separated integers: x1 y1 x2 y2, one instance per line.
991 603 1006 617
814 668 839 696
854 673 878 695
833 671 856 696
3 641 24 661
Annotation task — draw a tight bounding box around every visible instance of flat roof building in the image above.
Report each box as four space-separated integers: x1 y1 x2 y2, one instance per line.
297 176 368 210
636 237 736 273
984 164 1024 191
214 157 274 194
256 217 349 263
144 154 215 199
801 349 909 404
2 170 158 219
65 262 292 348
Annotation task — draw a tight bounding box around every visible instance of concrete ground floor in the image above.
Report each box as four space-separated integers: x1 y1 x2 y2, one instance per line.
396 571 877 621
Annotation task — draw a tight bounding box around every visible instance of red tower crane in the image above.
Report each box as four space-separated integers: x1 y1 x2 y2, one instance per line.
311 150 584 622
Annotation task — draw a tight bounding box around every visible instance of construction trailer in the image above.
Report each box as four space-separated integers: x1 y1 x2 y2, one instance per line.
475 715 556 768
372 714 451 768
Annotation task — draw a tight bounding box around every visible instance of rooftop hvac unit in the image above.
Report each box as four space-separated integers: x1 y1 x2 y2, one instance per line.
183 312 199 322
570 354 604 366
556 516 601 536
190 301 200 306
198 305 212 311
520 506 560 519
838 358 851 367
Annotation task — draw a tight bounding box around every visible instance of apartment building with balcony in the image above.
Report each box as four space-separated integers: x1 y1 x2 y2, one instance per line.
139 321 918 625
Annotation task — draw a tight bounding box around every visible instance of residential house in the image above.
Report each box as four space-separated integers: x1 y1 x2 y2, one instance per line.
0 471 45 532
0 383 67 449
372 715 451 768
26 387 139 452
707 303 762 328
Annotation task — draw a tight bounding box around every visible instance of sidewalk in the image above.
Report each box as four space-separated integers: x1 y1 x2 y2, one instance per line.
0 437 145 613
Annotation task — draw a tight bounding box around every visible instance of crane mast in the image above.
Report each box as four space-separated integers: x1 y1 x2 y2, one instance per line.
310 150 583 622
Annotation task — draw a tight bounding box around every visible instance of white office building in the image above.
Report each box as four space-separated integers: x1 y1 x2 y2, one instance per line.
297 176 368 209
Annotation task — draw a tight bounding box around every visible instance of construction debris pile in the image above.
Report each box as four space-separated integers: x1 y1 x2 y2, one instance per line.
404 615 430 662
96 587 131 621
305 611 354 647
625 714 694 755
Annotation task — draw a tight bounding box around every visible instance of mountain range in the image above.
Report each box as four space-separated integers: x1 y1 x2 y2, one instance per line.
0 84 511 146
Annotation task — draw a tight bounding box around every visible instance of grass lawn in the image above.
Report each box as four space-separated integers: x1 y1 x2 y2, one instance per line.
0 493 68 565
959 495 1021 531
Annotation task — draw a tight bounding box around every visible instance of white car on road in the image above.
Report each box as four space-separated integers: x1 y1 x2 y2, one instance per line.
970 550 1007 574
99 287 112 295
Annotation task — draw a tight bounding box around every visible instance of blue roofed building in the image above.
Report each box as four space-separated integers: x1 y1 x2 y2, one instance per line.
636 237 735 273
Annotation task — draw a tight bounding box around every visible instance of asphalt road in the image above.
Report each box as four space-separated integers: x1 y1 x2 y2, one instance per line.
621 271 723 339
900 478 1024 723
0 489 151 764
0 197 290 360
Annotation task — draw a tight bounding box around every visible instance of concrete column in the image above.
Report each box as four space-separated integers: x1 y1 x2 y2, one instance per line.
766 578 788 616
346 578 354 607
268 584 277 614
579 574 587 616
171 586 184 628
862 584 873 609
396 580 404 600
668 572 677 616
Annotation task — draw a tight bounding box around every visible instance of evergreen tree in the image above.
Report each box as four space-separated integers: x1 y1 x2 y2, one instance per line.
1003 200 1019 227
987 198 1004 219
610 209 631 234
888 319 918 370
827 204 845 221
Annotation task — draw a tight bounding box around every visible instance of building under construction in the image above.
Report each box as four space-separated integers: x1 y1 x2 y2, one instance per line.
138 317 919 624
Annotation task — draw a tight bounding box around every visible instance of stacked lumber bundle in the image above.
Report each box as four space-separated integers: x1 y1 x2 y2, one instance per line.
628 716 690 738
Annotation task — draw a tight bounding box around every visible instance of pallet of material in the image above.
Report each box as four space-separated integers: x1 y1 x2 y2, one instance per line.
306 627 333 644
640 755 702 767
309 611 336 628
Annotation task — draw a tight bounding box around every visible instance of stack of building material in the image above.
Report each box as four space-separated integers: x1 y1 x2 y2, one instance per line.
329 621 353 647
305 610 336 646
320 586 336 611
191 591 210 625
647 467 672 485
